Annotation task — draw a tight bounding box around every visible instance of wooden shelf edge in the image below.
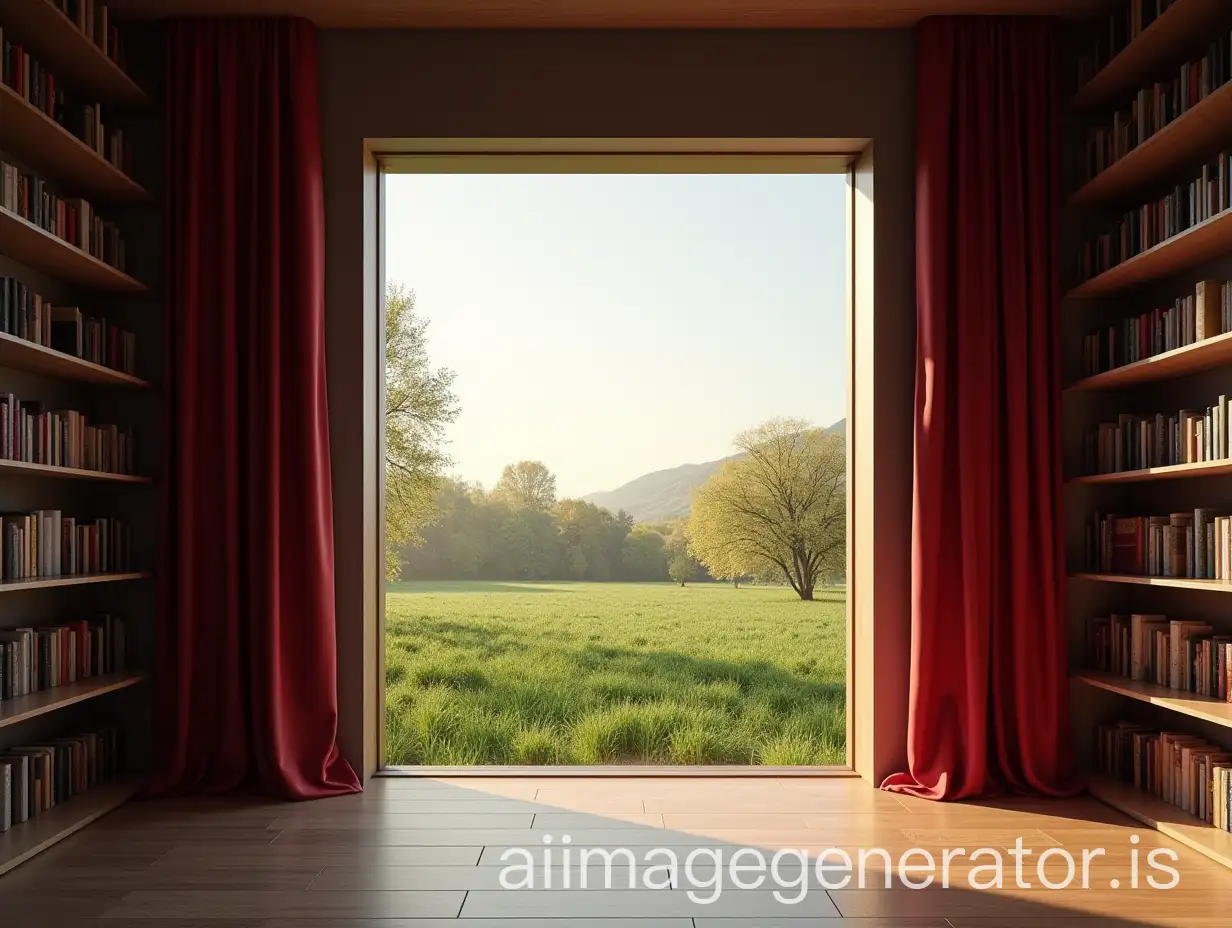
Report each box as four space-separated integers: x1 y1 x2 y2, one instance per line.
1088 774 1232 871
0 84 152 203
0 332 151 389
0 207 148 295
1065 332 1232 392
1070 81 1232 209
1067 460 1232 485
1067 209 1232 300
0 777 140 878
1073 671 1232 728
1073 0 1232 110
0 0 149 106
1069 573 1232 591
0 572 150 594
0 460 150 484
0 672 148 730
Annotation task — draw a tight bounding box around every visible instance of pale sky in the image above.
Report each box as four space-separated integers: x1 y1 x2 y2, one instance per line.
384 172 847 499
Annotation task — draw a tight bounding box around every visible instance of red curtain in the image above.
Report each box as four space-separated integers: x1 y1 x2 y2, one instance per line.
881 17 1078 801
150 19 360 800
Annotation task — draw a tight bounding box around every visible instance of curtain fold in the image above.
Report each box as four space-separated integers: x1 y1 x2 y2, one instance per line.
149 18 360 800
881 16 1078 801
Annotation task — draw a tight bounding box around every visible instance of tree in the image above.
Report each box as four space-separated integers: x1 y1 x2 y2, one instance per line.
687 418 845 601
667 549 695 586
494 461 557 512
385 284 460 579
621 526 668 581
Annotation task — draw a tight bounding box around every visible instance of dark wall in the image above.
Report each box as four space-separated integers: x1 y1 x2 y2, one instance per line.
318 29 917 777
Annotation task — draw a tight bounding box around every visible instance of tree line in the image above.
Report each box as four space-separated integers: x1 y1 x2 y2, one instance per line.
395 462 696 583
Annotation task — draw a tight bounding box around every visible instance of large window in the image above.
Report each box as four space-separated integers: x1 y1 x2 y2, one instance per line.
380 153 851 769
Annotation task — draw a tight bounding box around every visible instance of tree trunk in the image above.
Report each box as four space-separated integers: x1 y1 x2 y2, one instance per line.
733 578 740 589
678 581 686 587
799 586 815 601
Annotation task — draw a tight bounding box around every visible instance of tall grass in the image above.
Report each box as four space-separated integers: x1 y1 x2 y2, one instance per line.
385 581 846 766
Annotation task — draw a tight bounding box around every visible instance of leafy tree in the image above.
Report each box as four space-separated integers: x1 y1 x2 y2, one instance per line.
667 549 695 586
687 418 845 601
498 509 562 580
621 526 668 581
385 284 460 579
494 461 557 512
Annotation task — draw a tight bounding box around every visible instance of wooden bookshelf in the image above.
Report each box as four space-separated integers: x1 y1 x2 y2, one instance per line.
0 332 150 388
1068 572 1231 592
0 572 150 594
0 672 147 731
1087 774 1232 870
0 207 147 294
1070 81 1232 209
0 459 150 483
1067 209 1232 299
0 83 151 203
0 777 140 878
1067 460 1232 485
0 0 148 105
1065 332 1232 392
1073 0 1232 110
1075 672 1232 729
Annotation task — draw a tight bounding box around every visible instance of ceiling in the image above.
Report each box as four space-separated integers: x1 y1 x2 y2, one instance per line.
107 0 1115 29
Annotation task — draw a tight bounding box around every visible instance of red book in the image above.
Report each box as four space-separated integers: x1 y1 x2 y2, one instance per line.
1112 517 1146 575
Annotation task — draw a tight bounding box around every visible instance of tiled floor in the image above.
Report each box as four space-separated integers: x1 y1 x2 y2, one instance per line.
0 775 1229 926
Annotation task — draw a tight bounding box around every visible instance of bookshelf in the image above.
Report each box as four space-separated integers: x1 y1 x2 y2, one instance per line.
0 84 151 202
0 207 147 294
1067 1 1232 873
0 0 152 869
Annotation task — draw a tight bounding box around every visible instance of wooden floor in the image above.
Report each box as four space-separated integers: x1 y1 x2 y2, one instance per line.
1 775 1231 926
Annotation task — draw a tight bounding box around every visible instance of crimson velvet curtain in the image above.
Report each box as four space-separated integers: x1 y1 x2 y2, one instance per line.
881 17 1078 801
150 18 359 799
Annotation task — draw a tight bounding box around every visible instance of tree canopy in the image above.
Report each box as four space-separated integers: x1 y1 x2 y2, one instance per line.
385 284 460 579
493 460 557 512
686 418 845 601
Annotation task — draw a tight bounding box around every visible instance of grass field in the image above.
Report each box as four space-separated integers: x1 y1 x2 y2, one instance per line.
384 581 847 766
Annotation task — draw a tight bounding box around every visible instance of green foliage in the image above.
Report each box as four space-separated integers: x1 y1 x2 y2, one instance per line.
493 460 557 511
621 526 668 581
687 418 846 601
384 581 847 765
384 284 460 579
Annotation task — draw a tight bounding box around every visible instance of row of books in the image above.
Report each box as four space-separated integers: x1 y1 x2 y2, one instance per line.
0 32 131 176
0 615 126 702
1083 398 1231 475
1076 2 1178 90
1085 509 1232 581
0 512 130 582
0 727 120 833
51 1 126 71
1081 280 1230 377
1 277 138 376
1077 153 1231 282
1086 614 1232 697
1083 31 1232 182
0 159 126 271
1095 722 1232 829
1 395 135 475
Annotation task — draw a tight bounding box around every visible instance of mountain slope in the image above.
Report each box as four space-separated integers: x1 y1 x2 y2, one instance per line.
583 419 846 523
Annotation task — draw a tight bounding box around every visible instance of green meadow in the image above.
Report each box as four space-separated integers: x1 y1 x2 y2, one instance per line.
384 581 847 766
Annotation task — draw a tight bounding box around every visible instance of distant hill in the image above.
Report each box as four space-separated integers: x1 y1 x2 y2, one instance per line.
583 419 846 523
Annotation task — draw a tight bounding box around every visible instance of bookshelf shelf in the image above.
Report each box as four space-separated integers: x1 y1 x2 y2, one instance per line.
1067 209 1232 300
1067 460 1232 485
0 459 150 483
0 84 151 203
0 572 150 594
0 332 150 388
0 672 147 731
0 777 140 878
1065 331 1232 392
0 207 147 294
0 0 148 105
1070 82 1232 209
1087 774 1232 870
1074 671 1232 729
1068 572 1230 592
1073 0 1232 110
